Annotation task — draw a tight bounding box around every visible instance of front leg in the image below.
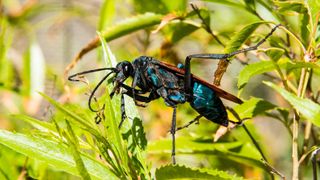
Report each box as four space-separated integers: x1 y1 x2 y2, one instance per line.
131 70 147 106
118 93 127 128
170 106 177 164
121 83 159 102
118 86 159 128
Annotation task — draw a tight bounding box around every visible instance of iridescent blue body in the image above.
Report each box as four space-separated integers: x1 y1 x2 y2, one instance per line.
131 56 228 126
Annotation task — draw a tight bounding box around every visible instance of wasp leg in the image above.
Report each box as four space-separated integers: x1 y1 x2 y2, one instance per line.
131 70 150 107
170 106 177 164
184 24 281 100
118 85 159 128
119 83 152 106
118 93 127 128
120 83 159 101
176 115 202 131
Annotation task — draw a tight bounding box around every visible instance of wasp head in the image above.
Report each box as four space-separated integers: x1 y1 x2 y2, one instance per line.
113 61 134 83
109 61 134 97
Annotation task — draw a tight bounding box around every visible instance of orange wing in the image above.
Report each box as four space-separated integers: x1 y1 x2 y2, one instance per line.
156 61 243 104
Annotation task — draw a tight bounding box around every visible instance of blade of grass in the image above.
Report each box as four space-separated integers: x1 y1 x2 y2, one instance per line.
65 120 91 180
11 114 55 132
40 93 100 137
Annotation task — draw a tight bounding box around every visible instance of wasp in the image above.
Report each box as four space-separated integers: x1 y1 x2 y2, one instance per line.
68 24 281 164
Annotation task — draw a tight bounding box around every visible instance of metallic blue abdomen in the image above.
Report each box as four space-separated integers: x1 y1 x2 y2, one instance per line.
190 82 228 126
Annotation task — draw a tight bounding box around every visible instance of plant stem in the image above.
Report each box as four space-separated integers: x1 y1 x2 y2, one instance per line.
303 121 312 151
292 67 310 179
292 112 300 180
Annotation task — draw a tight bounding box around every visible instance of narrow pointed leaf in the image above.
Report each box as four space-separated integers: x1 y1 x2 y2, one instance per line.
307 0 320 26
40 93 100 138
224 21 268 54
98 0 115 30
98 35 130 175
65 121 91 180
11 114 55 132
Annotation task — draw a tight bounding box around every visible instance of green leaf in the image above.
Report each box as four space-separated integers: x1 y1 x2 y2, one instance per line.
238 58 320 94
274 1 310 46
306 0 320 26
40 93 101 138
97 34 130 174
280 60 320 73
148 137 266 169
0 19 15 91
264 82 320 126
195 8 210 27
161 0 187 13
224 21 268 54
98 0 115 31
264 47 285 62
0 145 21 179
65 121 91 180
202 0 248 12
102 13 163 41
22 43 31 96
243 0 255 11
72 13 163 63
155 164 243 179
148 137 242 153
133 0 167 14
103 77 130 172
300 10 310 46
163 22 199 43
133 0 186 14
238 60 276 90
0 130 118 179
275 1 308 13
22 41 46 98
98 33 118 67
231 97 276 120
11 114 55 132
98 36 150 178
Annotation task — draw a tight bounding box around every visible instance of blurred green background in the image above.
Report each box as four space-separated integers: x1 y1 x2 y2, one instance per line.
1 0 319 179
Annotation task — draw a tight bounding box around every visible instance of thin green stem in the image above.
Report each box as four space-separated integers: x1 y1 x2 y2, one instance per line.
292 64 311 179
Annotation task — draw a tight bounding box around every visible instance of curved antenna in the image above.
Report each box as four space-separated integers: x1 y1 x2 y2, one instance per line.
88 71 114 112
68 68 116 82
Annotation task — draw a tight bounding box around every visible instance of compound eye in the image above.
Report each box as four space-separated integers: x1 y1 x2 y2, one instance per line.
123 64 132 76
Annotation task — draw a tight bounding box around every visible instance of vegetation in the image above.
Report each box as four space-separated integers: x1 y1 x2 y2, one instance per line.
0 0 319 179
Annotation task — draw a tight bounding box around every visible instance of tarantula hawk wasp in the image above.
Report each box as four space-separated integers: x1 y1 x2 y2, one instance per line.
68 24 281 164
